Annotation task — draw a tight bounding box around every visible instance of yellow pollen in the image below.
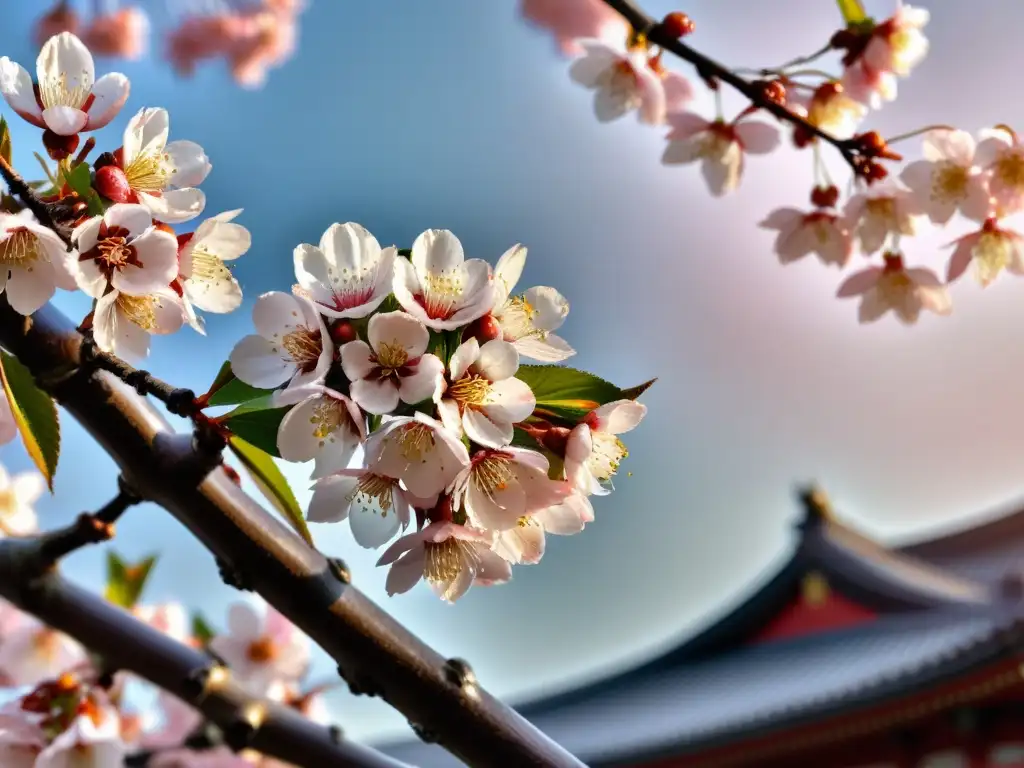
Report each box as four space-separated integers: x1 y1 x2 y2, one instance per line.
995 151 1024 192
932 162 969 202
347 473 395 517
376 340 408 371
876 270 914 305
123 152 172 194
973 232 1011 286
246 635 277 663
189 249 231 281
0 229 41 266
447 374 491 407
587 432 628 482
396 423 435 461
424 538 475 587
117 294 157 330
281 327 322 372
516 516 530 528
423 272 465 318
472 455 515 495
865 197 896 224
498 295 543 342
307 399 347 445
38 69 90 111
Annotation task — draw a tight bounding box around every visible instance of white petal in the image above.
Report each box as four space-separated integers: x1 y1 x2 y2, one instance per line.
253 291 307 339
463 407 513 449
166 139 211 188
411 229 465 277
466 475 526 530
368 311 428 357
349 487 403 549
568 44 619 87
226 602 261 640
385 550 426 596
36 32 94 110
140 188 206 224
514 334 575 362
41 106 87 136
474 339 519 382
350 378 401 415
307 474 360 523
493 244 526 306
523 285 569 332
0 59 43 125
339 339 375 381
5 264 56 315
277 394 359 465
482 376 536 424
103 203 153 236
398 354 444 404
123 107 169 164
592 399 647 433
448 338 480 380
112 229 179 296
229 334 294 388
84 72 129 130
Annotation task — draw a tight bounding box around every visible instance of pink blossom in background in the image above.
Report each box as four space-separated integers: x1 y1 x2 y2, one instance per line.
33 1 79 48
520 0 629 55
83 6 150 61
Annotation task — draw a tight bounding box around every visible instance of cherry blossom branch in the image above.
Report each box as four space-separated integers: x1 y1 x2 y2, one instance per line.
0 534 409 768
0 295 587 768
600 0 861 169
35 476 140 562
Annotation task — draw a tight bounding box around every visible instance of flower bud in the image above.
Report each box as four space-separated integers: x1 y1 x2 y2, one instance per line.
42 129 79 161
329 320 358 345
462 314 502 344
660 11 695 38
810 185 839 209
94 165 133 203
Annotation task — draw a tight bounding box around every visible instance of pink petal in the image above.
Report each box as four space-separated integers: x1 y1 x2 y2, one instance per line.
836 267 883 298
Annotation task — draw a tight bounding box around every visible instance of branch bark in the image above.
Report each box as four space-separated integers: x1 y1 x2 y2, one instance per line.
0 297 585 768
0 535 408 768
601 0 860 168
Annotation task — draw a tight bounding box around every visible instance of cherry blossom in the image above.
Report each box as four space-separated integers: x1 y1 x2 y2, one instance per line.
208 602 309 697
82 7 150 61
364 412 470 499
759 206 853 268
435 338 536 449
0 464 44 538
377 521 511 602
71 203 179 299
569 36 690 125
174 210 251 333
229 291 333 390
519 0 628 55
0 32 129 135
339 311 444 415
840 60 897 109
863 4 930 78
308 468 435 549
662 114 780 196
39 706 126 767
491 497 592 566
900 129 991 224
92 288 185 363
0 617 87 686
798 81 867 139
109 107 212 223
946 218 1024 287
490 245 574 362
392 229 495 331
274 385 365 479
134 603 189 644
837 253 951 325
842 181 921 255
228 6 300 90
565 399 647 497
34 2 80 48
293 222 396 320
450 448 571 532
0 210 77 316
974 128 1024 216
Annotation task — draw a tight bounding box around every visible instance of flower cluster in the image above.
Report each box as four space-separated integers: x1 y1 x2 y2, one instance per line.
227 224 649 602
32 0 304 89
0 32 250 359
520 1 1015 326
0 461 328 766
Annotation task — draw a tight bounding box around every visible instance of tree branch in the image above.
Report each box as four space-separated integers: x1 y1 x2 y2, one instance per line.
0 153 77 248
601 0 860 169
0 535 409 768
0 296 585 768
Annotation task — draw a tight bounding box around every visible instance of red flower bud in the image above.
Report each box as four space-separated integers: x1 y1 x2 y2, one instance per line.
810 185 839 209
329 320 358 345
661 11 695 38
94 164 132 203
462 314 502 344
42 129 79 161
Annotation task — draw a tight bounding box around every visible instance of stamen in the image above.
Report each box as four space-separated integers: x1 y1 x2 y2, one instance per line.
472 454 515 495
346 473 395 517
117 294 157 331
396 423 435 461
422 272 465 319
123 152 172 193
447 374 491 407
281 327 323 372
0 229 41 266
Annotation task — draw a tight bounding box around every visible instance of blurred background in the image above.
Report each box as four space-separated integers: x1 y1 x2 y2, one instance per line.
2 0 1023 747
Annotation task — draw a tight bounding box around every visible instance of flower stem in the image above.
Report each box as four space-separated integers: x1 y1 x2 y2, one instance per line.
884 124 957 145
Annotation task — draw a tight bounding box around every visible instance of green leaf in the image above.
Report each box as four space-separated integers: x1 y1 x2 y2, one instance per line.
836 0 867 23
204 362 276 407
228 435 313 546
619 377 657 401
103 551 158 609
515 365 656 424
0 351 60 491
0 116 10 165
62 162 105 216
191 611 216 646
220 397 289 457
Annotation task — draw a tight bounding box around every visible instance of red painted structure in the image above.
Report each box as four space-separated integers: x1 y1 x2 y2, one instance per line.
383 490 1024 768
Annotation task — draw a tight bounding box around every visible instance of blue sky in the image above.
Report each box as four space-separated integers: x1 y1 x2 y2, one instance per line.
4 0 1024 748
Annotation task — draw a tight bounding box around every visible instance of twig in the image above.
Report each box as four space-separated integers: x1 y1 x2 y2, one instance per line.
0 153 75 248
0 535 410 768
0 296 586 767
35 477 140 564
600 0 860 169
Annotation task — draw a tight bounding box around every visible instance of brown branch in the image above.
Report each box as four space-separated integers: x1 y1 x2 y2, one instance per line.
601 0 860 169
0 297 586 767
0 535 409 768
0 153 76 248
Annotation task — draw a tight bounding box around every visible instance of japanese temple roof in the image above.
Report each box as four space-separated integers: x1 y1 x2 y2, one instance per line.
381 607 1024 767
